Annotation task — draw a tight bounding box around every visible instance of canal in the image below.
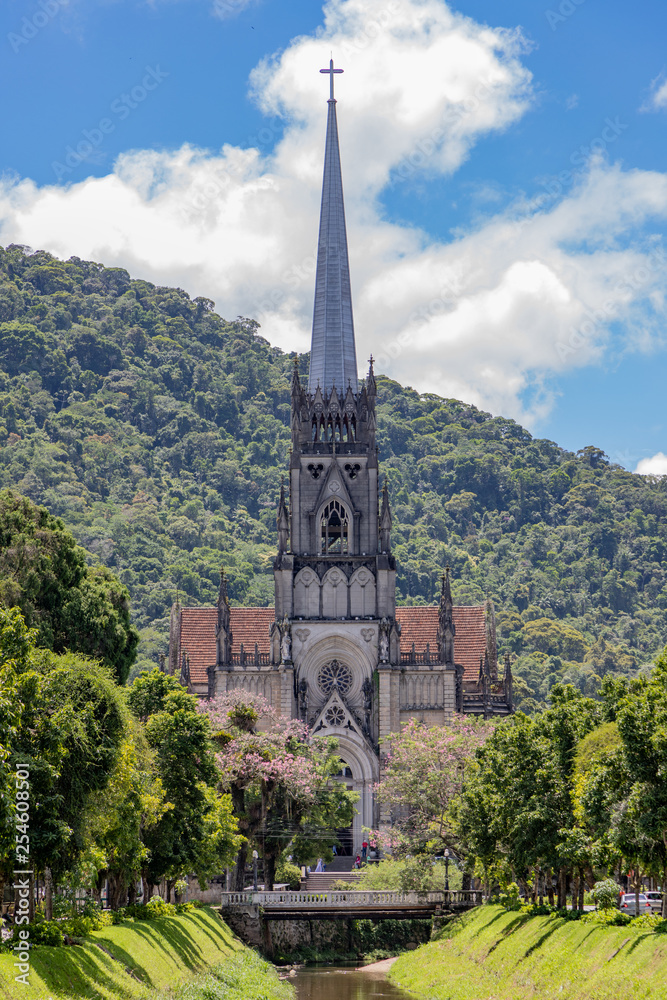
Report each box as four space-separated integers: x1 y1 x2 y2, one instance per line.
293 962 413 1000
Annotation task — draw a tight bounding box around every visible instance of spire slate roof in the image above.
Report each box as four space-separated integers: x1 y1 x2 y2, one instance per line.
309 70 358 393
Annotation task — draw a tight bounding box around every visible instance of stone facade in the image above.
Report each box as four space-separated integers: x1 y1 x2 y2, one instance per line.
170 72 512 856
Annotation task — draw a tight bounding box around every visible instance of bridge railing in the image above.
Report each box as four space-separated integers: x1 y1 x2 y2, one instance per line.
220 889 483 908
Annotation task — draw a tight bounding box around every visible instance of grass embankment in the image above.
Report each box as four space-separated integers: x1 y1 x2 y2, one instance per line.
390 904 667 1000
0 906 292 1000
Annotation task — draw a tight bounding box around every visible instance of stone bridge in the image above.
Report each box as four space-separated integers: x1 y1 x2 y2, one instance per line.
220 888 482 922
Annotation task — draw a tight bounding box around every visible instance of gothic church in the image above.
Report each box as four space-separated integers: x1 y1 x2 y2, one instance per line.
169 62 512 853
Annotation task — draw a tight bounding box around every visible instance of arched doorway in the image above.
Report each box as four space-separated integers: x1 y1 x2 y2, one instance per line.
327 737 379 858
334 761 354 857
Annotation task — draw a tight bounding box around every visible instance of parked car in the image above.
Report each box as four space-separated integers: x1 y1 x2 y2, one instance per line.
619 893 651 914
644 891 664 915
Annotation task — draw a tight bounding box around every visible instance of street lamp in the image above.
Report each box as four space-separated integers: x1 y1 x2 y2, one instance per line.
252 850 259 892
444 848 450 892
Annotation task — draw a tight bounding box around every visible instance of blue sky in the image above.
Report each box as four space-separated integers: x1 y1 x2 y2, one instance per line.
1 0 667 471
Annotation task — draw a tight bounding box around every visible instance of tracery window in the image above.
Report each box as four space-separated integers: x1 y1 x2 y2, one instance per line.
318 659 352 696
320 499 349 554
325 705 346 727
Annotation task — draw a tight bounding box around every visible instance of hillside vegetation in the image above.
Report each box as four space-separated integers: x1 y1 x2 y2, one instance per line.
1 244 666 707
0 907 292 1000
390 905 667 1000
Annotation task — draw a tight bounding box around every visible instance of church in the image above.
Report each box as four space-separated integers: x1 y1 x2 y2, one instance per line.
169 61 512 853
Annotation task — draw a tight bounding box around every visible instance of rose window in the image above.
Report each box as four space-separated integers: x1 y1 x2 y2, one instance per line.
325 706 346 727
318 659 352 696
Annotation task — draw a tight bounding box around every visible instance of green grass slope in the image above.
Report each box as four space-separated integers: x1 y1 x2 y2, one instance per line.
390 905 667 999
2 244 667 706
0 907 290 1000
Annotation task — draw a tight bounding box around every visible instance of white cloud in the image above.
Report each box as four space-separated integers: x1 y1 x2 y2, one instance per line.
642 72 667 112
210 0 258 21
635 453 667 476
1 0 667 427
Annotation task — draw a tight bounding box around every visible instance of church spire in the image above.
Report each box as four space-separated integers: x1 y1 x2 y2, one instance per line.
308 59 358 394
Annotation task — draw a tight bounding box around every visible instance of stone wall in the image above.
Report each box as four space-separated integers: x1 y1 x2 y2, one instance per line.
220 909 434 959
186 882 221 905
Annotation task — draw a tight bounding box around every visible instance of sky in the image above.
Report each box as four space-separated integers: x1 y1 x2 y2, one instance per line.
1 0 667 472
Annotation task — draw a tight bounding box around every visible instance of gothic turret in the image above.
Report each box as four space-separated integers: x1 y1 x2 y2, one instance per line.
379 479 392 553
484 595 498 680
216 567 232 665
438 566 455 665
277 481 289 554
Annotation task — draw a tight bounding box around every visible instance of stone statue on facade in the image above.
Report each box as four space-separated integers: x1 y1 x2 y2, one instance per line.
379 618 390 663
298 679 308 722
362 677 373 735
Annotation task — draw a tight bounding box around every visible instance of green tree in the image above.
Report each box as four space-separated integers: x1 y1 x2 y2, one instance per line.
126 666 189 722
0 607 128 913
0 490 138 682
83 731 168 909
135 685 237 900
458 686 599 905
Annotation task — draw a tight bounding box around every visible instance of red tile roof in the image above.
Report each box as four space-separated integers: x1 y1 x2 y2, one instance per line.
229 608 274 654
179 605 487 685
452 605 487 682
396 605 487 682
179 608 217 685
395 606 438 651
179 606 274 684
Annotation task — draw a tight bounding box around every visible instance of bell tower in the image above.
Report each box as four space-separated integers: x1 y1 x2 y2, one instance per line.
272 61 398 849
277 354 396 621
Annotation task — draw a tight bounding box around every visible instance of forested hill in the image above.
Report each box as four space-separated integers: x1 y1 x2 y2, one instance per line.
0 243 666 709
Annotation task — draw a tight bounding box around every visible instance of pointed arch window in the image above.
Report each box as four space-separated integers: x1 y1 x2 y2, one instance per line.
321 499 349 554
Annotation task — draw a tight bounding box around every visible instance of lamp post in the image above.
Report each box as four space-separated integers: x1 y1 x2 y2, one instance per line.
252 850 259 892
444 848 450 892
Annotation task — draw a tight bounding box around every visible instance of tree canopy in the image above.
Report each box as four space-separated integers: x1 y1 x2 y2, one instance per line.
200 691 356 890
455 650 667 914
0 488 137 683
0 244 666 705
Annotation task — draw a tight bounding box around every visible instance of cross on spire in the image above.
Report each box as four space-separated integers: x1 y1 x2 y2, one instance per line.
320 58 343 101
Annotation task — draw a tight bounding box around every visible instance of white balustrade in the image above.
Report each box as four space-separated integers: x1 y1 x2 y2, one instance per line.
220 889 483 909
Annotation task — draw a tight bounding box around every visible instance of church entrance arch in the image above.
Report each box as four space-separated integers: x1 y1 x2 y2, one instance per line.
326 735 378 857
334 760 354 857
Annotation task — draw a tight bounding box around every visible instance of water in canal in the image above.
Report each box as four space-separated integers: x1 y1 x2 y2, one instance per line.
293 964 413 1000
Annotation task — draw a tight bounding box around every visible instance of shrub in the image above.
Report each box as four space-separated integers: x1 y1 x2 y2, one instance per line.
581 909 631 926
629 913 667 930
12 921 64 947
497 883 521 911
520 902 552 916
276 861 302 890
334 857 459 893
62 911 113 936
110 899 176 922
591 878 620 910
144 896 176 917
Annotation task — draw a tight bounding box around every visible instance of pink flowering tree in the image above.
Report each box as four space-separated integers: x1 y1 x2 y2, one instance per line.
199 692 355 890
378 715 494 856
